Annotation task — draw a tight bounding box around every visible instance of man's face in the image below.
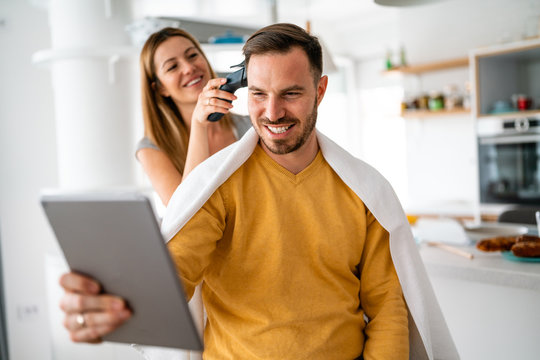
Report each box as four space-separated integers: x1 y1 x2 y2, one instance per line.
247 47 327 155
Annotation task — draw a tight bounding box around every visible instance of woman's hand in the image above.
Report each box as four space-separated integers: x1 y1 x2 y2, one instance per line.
59 272 132 343
192 78 237 126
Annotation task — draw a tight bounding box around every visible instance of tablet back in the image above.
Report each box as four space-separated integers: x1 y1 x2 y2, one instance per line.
41 191 203 351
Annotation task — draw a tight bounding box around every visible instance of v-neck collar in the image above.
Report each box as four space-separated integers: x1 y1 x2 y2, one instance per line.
253 144 325 185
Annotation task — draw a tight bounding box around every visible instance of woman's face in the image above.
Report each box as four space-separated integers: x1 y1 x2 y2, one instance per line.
153 36 211 106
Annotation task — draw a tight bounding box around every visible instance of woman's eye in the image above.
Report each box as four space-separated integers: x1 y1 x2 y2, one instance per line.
167 64 177 72
188 53 198 59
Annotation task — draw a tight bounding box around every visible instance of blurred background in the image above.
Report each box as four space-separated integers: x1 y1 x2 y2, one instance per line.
1 0 540 359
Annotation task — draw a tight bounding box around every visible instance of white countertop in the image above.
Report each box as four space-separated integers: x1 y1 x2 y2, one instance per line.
419 244 540 292
404 200 518 220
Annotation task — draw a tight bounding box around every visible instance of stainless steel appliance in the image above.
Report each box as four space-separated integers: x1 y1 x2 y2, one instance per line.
477 117 540 205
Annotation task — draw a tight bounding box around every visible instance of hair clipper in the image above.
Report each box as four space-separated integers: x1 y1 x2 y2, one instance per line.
207 61 247 122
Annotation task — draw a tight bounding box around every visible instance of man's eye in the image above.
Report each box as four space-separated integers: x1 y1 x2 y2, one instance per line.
285 92 300 97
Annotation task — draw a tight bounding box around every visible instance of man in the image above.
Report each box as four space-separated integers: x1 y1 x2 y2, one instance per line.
60 23 458 359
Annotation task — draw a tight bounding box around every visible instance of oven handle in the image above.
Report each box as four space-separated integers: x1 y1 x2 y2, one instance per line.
479 134 540 145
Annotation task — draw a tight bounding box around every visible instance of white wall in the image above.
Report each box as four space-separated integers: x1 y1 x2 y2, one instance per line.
397 0 540 213
1 1 141 359
0 1 56 359
312 0 540 214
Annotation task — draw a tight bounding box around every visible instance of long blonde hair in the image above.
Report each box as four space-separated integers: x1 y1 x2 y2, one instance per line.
140 27 232 174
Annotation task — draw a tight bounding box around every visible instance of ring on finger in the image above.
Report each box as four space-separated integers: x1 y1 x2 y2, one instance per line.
76 313 86 328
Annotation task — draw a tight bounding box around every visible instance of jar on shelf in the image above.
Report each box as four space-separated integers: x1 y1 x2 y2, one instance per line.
443 84 463 110
517 95 533 110
428 91 444 111
417 93 429 110
385 49 394 70
399 45 407 67
462 81 472 110
401 94 419 110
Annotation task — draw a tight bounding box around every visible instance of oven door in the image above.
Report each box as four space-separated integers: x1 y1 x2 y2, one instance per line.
478 133 540 205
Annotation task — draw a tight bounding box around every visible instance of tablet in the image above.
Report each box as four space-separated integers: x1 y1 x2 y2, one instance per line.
40 190 203 351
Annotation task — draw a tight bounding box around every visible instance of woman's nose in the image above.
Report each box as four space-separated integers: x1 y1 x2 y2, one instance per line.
181 61 196 75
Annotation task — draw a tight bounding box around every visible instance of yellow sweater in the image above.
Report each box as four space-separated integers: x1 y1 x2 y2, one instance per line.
168 145 408 359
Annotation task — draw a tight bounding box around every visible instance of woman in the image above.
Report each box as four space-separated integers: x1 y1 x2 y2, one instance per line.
57 27 251 343
136 27 251 205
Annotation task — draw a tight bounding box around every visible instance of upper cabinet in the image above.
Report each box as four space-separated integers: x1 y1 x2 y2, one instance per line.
471 38 540 120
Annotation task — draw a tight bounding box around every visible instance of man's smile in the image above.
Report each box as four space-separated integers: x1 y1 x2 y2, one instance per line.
266 124 294 134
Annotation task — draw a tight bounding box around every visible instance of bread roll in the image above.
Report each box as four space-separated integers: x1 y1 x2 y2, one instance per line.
476 236 516 252
511 241 540 257
515 234 540 243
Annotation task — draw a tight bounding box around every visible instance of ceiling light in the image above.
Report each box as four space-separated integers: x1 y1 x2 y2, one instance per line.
374 0 448 7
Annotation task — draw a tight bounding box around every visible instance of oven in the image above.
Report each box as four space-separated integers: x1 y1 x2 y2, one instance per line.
477 117 540 205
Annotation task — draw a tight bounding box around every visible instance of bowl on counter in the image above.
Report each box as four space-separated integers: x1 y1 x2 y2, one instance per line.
463 222 529 242
491 100 514 114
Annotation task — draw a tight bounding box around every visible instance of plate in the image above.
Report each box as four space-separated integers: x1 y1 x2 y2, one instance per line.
501 251 540 263
464 223 528 242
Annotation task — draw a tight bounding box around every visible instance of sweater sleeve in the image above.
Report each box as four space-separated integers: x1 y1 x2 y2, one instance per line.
359 210 409 360
167 189 227 300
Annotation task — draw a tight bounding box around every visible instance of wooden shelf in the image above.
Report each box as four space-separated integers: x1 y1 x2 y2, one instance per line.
401 107 471 119
477 109 540 120
384 57 469 75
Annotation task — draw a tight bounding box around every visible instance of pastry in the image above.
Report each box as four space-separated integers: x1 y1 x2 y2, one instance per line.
476 236 516 252
511 241 540 257
515 234 540 243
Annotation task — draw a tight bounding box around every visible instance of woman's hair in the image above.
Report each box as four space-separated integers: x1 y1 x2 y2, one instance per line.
242 23 323 85
140 27 232 174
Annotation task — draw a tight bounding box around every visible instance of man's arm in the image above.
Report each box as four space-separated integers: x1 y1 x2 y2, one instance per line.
167 187 228 300
359 210 409 360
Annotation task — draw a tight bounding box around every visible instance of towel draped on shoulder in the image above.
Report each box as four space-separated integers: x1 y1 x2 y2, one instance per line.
152 128 459 360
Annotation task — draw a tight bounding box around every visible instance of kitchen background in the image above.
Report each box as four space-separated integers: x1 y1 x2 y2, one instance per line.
1 0 540 359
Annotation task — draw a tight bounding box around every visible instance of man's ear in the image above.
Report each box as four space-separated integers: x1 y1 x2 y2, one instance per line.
316 75 328 106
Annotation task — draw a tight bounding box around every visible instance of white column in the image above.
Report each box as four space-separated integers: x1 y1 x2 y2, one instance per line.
33 1 142 359
36 0 138 189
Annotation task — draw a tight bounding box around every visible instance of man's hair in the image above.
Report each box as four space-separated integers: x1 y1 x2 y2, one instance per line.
242 23 323 83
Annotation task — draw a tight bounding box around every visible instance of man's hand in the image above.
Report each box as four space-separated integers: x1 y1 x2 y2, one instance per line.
59 272 132 343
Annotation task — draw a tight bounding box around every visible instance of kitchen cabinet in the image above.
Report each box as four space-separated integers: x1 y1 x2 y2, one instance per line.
471 38 540 119
420 244 540 359
383 57 471 118
472 39 540 207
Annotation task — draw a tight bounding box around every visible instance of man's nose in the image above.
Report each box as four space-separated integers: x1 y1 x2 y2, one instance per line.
264 97 286 122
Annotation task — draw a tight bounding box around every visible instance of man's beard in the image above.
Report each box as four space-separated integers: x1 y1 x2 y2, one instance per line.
256 99 318 155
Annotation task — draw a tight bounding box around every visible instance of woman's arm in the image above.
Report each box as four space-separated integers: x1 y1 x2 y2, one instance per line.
137 148 182 206
138 79 237 206
182 78 237 180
